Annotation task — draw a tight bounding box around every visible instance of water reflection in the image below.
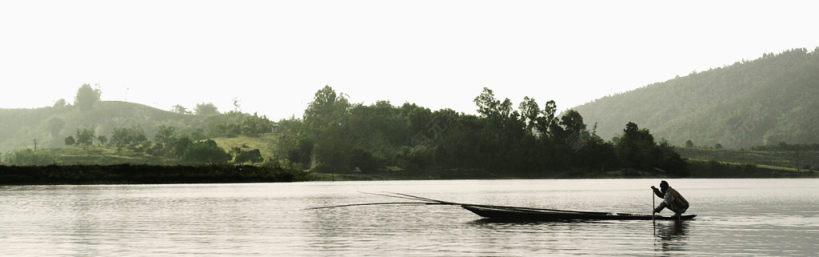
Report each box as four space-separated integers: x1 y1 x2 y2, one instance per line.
2 179 818 256
68 187 99 257
654 220 689 253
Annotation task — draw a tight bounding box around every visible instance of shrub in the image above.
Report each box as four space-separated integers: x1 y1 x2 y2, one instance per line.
4 149 57 166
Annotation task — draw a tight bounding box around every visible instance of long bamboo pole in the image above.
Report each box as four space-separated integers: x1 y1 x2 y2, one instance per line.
304 201 448 210
387 192 610 215
652 188 656 236
651 189 655 221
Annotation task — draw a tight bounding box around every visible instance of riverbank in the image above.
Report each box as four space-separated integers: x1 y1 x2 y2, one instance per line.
312 161 816 181
1 161 814 185
0 165 313 185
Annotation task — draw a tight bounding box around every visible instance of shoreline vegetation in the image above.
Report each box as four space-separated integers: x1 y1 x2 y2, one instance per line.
3 59 818 184
0 165 312 185
314 160 816 181
1 161 814 186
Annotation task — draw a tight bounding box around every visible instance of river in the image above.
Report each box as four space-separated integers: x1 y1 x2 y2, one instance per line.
1 179 817 256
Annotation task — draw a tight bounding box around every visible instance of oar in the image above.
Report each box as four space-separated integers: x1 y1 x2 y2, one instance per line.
304 201 447 210
360 192 439 202
386 192 611 215
305 192 461 210
651 189 655 222
651 188 656 236
386 192 457 204
308 192 615 216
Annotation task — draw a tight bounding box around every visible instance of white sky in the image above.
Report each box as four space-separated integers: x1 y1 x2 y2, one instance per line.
1 0 818 120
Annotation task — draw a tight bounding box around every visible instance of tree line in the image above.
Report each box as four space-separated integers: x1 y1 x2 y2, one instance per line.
273 86 688 177
3 84 688 177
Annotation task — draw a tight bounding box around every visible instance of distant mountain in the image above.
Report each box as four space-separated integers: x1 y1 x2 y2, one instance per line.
0 101 192 152
573 48 819 149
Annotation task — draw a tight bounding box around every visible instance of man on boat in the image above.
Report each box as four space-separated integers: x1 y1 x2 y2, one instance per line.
651 180 689 218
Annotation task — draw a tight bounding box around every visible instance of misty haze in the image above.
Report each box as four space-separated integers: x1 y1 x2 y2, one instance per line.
1 1 818 256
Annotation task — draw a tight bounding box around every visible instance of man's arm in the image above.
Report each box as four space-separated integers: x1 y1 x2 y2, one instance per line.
652 186 665 198
654 202 667 213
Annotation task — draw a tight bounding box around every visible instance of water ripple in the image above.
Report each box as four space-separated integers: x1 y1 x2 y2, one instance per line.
1 179 818 256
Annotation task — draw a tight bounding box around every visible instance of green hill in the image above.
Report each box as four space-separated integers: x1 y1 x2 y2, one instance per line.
0 90 274 166
573 48 819 149
0 101 193 153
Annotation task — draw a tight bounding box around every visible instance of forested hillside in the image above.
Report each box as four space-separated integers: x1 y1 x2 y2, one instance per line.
3 84 688 177
3 82 810 177
0 85 274 165
573 48 819 149
0 101 273 152
0 101 191 152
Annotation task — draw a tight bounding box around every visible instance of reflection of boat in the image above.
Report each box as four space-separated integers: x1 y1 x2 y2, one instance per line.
462 204 696 221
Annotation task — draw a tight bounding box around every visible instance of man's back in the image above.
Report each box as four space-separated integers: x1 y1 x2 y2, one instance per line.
665 187 689 213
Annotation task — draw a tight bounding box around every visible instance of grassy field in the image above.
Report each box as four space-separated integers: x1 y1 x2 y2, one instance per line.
211 133 278 162
42 146 168 165
10 133 280 166
677 147 817 172
686 159 816 178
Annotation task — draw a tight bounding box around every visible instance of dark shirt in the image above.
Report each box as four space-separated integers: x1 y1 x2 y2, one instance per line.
653 187 665 198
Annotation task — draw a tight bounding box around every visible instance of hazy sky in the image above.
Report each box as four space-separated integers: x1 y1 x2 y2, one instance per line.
2 0 818 120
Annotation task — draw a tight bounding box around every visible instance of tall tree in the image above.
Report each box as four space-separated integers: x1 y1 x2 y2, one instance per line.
46 117 65 137
171 105 191 114
154 125 176 146
195 103 219 116
560 110 587 137
518 96 540 133
53 98 66 108
97 135 108 145
64 136 75 146
535 100 559 138
74 84 101 111
303 86 352 170
616 122 663 170
75 128 95 146
473 87 501 117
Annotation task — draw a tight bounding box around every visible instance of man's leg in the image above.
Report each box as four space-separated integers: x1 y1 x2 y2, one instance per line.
673 207 687 220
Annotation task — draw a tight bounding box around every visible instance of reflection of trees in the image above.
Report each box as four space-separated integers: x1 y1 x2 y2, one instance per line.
68 187 103 256
655 220 689 253
305 197 359 252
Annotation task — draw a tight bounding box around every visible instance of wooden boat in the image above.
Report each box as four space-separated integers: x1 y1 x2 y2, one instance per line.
309 192 697 222
462 204 696 221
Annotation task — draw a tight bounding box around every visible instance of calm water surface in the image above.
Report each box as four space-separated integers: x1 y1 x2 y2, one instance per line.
1 179 817 256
